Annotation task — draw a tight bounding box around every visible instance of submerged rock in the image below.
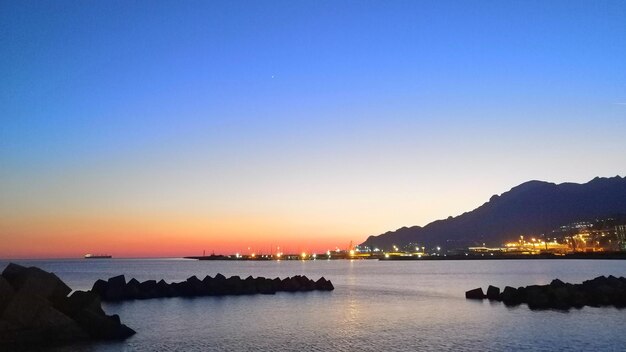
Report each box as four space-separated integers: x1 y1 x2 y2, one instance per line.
0 263 135 348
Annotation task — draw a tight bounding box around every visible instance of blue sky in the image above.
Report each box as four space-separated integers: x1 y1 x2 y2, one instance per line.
1 0 626 256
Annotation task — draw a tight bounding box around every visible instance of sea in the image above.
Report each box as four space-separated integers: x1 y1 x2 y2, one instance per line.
2 258 626 351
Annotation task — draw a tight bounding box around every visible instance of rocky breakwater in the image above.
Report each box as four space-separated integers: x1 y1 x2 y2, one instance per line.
92 274 334 301
465 275 626 310
0 263 135 348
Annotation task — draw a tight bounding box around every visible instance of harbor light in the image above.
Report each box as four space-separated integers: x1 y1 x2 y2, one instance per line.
301 252 307 259
349 250 355 256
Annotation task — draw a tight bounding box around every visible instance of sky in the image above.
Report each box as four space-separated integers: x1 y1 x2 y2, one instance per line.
1 0 626 258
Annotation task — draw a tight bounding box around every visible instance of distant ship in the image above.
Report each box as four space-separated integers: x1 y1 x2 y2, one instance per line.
84 254 112 259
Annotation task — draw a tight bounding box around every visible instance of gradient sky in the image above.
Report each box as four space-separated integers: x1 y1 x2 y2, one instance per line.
1 0 626 258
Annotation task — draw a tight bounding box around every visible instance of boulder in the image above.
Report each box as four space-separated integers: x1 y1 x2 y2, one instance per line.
0 276 15 314
465 288 485 300
73 309 135 340
91 279 108 296
55 290 105 318
242 276 258 294
103 275 126 301
156 279 173 297
0 264 135 348
3 266 71 303
525 286 550 310
499 286 521 306
138 280 158 299
1 263 28 284
2 291 50 327
315 277 334 291
185 276 204 295
256 278 276 294
124 278 141 299
486 285 500 300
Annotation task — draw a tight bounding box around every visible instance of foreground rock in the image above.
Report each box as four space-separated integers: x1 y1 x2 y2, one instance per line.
0 263 135 348
465 275 626 310
92 274 334 301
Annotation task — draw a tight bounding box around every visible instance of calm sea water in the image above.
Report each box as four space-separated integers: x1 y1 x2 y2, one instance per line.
2 259 626 351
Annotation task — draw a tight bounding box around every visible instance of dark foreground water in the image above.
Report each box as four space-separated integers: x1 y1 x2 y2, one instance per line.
2 259 626 351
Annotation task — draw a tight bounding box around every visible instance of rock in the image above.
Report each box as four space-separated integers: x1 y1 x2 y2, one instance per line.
465 288 485 300
2 291 50 327
0 276 15 314
138 280 158 299
103 275 126 301
3 266 71 303
256 278 276 294
0 265 135 348
549 286 572 310
281 277 300 292
315 277 334 291
499 286 520 306
472 275 626 310
55 290 105 318
486 285 500 300
124 278 141 299
30 305 89 342
550 278 566 288
156 279 173 297
525 286 550 309
225 276 244 295
91 279 108 296
73 309 135 340
242 276 257 294
1 263 28 284
185 276 203 295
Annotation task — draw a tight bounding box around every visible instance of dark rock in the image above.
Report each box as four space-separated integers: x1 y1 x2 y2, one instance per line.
124 278 141 300
486 285 500 300
55 290 104 318
0 265 135 348
2 291 50 327
103 275 126 301
91 279 108 296
242 276 257 294
256 278 276 294
185 276 203 295
138 280 158 299
0 276 15 314
525 286 550 309
73 309 135 340
315 277 334 291
225 276 244 295
3 266 71 303
156 279 173 297
499 286 520 306
465 288 485 300
1 263 28 284
550 278 566 288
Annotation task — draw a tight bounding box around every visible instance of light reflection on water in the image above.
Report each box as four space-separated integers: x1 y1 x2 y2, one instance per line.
2 259 626 351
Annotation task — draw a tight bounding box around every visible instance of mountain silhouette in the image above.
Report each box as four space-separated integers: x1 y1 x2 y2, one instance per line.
361 176 626 250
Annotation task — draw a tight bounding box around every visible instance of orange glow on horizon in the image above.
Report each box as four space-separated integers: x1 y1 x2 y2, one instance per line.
0 212 359 259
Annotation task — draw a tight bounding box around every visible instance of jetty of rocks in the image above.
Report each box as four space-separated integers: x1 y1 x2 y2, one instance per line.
92 274 334 301
0 263 135 348
465 275 626 310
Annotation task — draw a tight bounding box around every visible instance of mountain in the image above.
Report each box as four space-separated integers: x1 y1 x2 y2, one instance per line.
361 176 626 250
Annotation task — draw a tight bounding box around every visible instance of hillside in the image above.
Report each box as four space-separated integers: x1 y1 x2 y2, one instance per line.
361 176 626 250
